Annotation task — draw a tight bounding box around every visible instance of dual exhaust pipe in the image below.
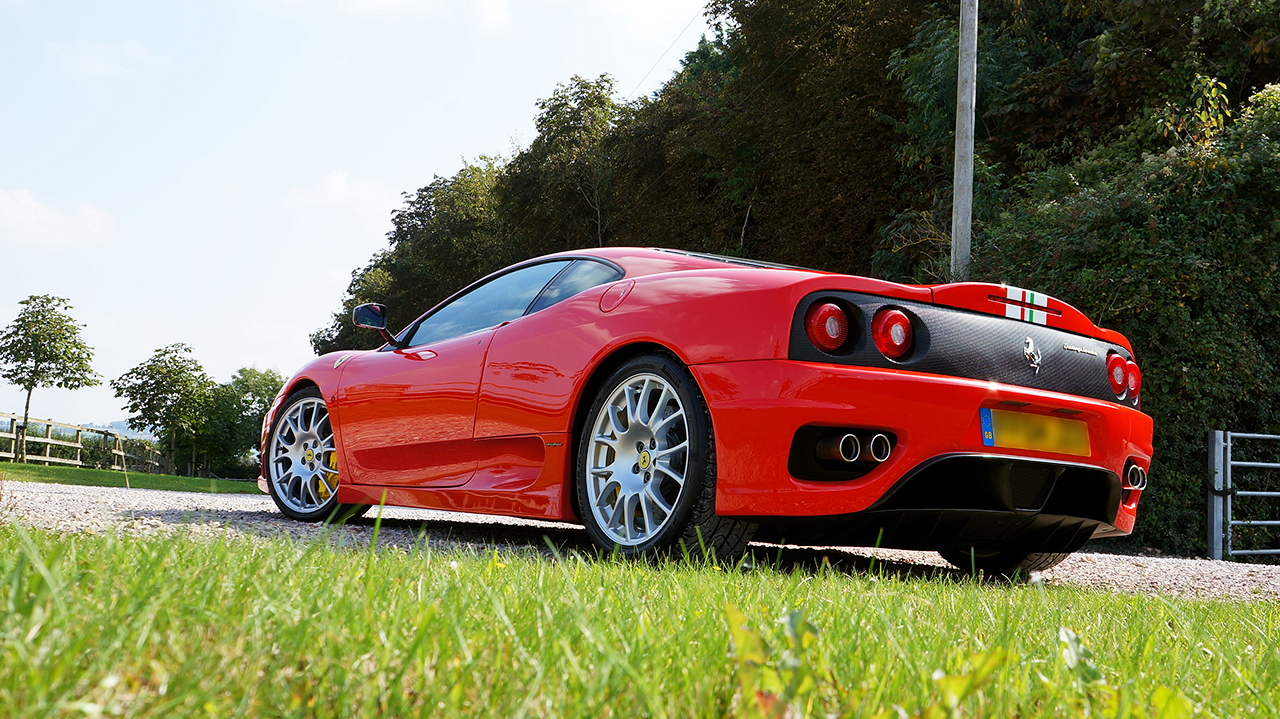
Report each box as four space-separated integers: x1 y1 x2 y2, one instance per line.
1124 464 1149 491
815 432 893 464
816 434 1147 492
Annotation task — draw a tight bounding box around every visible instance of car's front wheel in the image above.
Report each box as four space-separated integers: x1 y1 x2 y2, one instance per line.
266 387 369 523
576 354 755 562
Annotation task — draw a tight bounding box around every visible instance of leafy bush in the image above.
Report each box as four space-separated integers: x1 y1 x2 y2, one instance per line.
874 0 1280 283
973 86 1280 555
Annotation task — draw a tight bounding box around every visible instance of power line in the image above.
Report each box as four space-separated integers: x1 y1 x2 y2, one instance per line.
624 8 706 102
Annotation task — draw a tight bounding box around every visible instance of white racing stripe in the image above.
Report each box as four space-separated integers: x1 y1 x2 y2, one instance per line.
1005 286 1050 325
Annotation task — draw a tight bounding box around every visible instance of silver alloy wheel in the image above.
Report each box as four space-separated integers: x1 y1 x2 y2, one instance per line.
269 397 339 514
585 372 689 546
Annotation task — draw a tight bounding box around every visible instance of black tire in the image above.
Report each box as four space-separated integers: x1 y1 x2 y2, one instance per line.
576 353 756 562
265 387 370 523
939 546 1071 576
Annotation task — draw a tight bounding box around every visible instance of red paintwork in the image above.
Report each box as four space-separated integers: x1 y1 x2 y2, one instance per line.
336 331 494 487
691 360 1150 533
261 247 1152 538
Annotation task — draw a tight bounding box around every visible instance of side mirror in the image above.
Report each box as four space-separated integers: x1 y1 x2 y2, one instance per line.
353 303 387 330
353 303 396 346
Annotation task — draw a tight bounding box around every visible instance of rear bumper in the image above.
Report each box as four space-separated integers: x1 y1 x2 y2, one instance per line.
693 359 1152 537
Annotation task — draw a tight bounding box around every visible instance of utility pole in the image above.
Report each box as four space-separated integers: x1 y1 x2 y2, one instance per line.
951 0 977 280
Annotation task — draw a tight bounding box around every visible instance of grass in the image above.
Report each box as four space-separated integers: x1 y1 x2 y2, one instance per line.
0 520 1275 718
0 461 261 494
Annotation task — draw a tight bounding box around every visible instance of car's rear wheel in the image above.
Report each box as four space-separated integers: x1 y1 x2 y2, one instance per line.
577 354 755 562
939 546 1071 577
266 387 369 523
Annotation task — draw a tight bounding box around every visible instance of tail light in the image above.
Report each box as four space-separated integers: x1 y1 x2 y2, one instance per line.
1106 353 1127 395
1106 352 1141 400
1126 360 1142 396
872 308 913 359
805 302 848 353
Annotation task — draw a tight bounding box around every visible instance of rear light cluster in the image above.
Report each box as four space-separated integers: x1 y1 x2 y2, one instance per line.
871 309 913 359
804 302 848 352
804 301 916 360
1106 352 1142 401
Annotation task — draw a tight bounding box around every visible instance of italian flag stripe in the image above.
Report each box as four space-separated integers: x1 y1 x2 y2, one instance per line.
1004 286 1050 325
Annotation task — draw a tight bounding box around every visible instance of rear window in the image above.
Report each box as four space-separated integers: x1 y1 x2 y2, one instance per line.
528 260 623 314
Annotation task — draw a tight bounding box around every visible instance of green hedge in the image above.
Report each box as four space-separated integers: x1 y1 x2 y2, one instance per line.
973 86 1280 556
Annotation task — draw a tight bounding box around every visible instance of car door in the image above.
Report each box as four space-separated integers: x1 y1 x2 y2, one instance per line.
334 260 571 487
476 259 625 438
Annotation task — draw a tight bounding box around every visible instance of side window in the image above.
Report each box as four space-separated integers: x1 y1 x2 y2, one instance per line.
527 260 624 314
404 261 570 347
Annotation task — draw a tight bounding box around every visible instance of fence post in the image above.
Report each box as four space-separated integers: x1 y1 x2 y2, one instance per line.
1208 430 1225 560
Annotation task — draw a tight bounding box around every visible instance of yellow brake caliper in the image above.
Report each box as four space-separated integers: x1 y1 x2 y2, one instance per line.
316 452 338 500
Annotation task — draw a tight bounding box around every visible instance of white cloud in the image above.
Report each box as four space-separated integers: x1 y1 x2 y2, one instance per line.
0 190 116 249
47 40 171 76
286 171 400 217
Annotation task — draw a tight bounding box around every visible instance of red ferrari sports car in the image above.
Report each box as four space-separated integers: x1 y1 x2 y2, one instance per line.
259 247 1152 573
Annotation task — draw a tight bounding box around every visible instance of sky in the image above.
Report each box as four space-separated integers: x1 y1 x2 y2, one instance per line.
0 0 713 426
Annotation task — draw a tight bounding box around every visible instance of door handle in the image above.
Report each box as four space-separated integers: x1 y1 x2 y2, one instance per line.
398 348 438 361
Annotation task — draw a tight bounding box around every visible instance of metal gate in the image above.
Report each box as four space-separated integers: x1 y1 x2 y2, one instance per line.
1208 431 1280 560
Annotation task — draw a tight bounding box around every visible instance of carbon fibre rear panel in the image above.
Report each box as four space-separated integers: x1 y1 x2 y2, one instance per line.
787 291 1137 408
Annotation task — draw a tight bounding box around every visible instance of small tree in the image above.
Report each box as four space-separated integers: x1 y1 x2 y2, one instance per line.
0 295 100 462
535 75 620 247
227 367 284 457
182 367 284 478
111 344 213 474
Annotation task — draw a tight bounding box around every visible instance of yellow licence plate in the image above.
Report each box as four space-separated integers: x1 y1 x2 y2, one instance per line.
980 408 1091 457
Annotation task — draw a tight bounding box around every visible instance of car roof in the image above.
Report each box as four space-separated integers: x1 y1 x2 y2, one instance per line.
547 246 825 279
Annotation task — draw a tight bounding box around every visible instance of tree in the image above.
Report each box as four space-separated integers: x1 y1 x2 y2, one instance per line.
227 367 285 457
111 344 213 474
536 75 620 248
497 75 621 253
311 157 509 354
876 0 1280 282
192 367 284 477
0 295 100 462
112 356 283 478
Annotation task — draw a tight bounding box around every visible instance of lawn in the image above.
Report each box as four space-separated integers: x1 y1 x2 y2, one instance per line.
0 461 261 494
0 521 1274 718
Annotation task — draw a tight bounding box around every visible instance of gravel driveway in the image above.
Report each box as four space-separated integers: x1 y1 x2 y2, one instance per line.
4 480 1278 601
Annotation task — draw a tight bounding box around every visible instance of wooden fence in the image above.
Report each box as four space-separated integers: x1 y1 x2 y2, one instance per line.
0 412 168 474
